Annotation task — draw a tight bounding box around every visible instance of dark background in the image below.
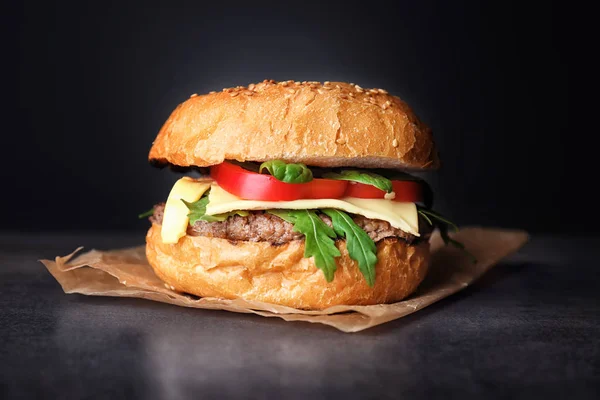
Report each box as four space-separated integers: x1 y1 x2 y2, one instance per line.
4 1 586 234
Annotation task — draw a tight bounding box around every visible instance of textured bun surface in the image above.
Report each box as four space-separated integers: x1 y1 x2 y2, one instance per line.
145 224 430 310
149 80 439 170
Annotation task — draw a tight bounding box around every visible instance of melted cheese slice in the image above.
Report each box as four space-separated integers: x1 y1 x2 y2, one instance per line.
160 178 420 244
161 177 212 243
205 184 419 236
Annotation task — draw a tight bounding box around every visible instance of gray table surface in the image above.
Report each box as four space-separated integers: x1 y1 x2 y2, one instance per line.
1 232 598 399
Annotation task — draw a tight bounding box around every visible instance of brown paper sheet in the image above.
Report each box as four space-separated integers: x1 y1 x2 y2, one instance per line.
40 227 528 332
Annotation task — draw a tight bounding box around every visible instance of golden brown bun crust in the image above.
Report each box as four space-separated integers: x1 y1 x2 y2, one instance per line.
145 223 429 310
149 80 439 170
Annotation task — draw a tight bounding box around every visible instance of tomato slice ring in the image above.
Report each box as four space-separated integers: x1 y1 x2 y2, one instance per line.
210 162 348 201
345 180 423 203
210 161 424 202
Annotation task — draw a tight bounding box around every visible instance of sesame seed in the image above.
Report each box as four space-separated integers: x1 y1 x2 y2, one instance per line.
336 138 346 144
340 94 349 100
335 85 341 89
369 89 378 94
348 92 355 98
287 88 296 94
248 83 255 91
392 139 399 147
317 89 325 94
378 88 388 94
281 81 289 86
324 81 331 85
363 97 370 102
322 85 332 90
190 93 198 98
230 91 239 97
349 82 355 86
294 81 301 86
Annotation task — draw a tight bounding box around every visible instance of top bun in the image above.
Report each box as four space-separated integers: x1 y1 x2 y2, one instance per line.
149 80 439 170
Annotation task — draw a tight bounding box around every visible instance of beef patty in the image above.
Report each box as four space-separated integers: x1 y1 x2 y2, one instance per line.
150 203 431 245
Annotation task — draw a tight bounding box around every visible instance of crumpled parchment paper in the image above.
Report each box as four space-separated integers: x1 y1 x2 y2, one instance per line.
40 227 528 332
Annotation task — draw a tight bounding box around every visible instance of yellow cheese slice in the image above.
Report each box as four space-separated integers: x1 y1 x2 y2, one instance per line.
205 184 419 236
161 177 211 244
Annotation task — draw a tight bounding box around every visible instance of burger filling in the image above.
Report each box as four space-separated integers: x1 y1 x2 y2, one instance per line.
150 203 432 245
142 160 464 286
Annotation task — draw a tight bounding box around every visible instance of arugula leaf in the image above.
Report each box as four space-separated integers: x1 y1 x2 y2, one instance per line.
352 168 421 182
418 210 433 226
418 207 477 263
199 210 249 222
323 170 393 193
322 209 377 286
181 196 210 225
138 207 155 219
285 210 341 282
418 209 458 232
439 225 477 263
259 160 313 183
266 209 297 223
182 193 249 225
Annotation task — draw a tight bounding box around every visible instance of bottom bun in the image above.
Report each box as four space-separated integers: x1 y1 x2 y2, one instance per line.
145 223 430 310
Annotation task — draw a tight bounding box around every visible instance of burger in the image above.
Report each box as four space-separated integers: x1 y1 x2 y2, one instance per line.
142 79 458 310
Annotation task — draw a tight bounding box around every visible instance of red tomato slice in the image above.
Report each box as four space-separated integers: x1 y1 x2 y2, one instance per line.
210 162 348 201
344 180 423 203
210 161 424 202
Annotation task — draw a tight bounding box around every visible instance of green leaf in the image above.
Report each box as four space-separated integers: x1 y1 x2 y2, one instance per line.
259 160 313 183
199 210 249 222
266 209 297 223
322 209 377 286
418 210 433 226
181 196 210 226
138 207 155 219
418 207 477 263
439 226 478 264
418 209 458 232
182 191 250 224
323 170 393 193
286 210 341 282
